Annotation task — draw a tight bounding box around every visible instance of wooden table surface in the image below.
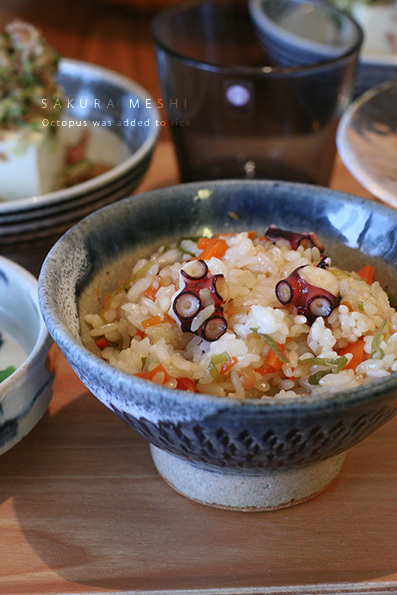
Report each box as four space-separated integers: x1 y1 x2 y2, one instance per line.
1 2 396 593
0 142 396 595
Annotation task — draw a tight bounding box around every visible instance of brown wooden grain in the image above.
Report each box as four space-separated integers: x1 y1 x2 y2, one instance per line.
0 349 396 594
0 2 395 592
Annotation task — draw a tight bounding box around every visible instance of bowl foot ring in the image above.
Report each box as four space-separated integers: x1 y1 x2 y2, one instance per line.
150 445 346 511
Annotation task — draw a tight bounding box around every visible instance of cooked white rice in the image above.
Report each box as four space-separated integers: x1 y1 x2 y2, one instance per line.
83 230 397 399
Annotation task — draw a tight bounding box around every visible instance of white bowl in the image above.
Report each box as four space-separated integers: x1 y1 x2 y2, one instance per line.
337 79 397 209
0 59 159 216
0 256 55 455
0 59 159 275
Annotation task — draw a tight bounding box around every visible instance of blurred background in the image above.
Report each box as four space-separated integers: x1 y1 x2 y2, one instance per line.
0 0 183 141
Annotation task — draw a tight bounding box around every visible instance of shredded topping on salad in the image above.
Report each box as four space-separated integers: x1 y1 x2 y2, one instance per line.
0 20 64 132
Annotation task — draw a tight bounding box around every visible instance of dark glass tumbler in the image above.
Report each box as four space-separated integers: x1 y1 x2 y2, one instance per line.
152 0 362 185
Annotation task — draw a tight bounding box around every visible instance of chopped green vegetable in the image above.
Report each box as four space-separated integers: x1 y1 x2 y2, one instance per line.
308 370 332 385
0 366 16 383
371 320 387 359
0 20 65 131
357 301 364 312
209 352 230 382
306 355 348 385
301 356 348 371
250 328 288 363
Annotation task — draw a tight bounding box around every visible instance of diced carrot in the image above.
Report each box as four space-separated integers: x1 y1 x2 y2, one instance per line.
198 238 228 260
141 315 162 328
247 230 256 240
339 339 366 370
263 343 285 371
144 285 158 301
134 329 145 339
254 365 278 375
135 364 171 384
176 377 198 392
357 264 375 285
95 337 108 350
219 356 238 376
197 237 218 249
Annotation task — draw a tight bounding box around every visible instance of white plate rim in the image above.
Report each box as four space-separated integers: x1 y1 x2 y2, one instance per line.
336 79 397 209
0 58 159 215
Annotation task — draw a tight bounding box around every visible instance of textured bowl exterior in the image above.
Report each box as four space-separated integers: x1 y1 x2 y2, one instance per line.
38 180 397 472
0 257 55 455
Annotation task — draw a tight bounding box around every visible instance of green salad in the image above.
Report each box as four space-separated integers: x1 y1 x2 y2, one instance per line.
0 20 64 132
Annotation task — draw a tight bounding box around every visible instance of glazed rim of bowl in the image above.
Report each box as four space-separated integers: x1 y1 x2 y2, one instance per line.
0 256 52 393
38 181 397 413
0 59 160 215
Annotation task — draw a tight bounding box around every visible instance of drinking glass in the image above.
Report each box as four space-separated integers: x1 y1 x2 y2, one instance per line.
151 0 363 185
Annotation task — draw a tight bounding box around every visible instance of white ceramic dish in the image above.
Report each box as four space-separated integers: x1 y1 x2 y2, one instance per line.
0 59 159 216
336 79 397 209
0 256 55 456
0 59 159 275
248 0 397 95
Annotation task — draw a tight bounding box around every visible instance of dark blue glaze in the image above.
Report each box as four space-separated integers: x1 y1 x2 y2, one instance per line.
38 180 397 472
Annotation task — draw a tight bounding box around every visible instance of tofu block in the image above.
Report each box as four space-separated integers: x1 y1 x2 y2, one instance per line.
0 128 64 201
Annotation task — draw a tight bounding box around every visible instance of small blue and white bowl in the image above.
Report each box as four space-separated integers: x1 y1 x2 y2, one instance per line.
0 257 55 455
38 181 397 511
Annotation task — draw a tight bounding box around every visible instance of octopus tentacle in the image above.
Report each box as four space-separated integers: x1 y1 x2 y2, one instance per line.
172 261 228 341
275 265 340 323
265 225 325 252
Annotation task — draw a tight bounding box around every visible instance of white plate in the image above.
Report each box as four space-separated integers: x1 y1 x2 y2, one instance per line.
337 80 397 209
0 58 159 214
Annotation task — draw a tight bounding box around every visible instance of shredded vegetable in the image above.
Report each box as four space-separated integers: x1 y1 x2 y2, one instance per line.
306 356 347 385
250 328 289 363
209 352 231 382
371 320 387 359
0 366 16 383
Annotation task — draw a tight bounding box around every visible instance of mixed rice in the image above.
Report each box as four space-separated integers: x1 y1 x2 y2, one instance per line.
83 228 397 399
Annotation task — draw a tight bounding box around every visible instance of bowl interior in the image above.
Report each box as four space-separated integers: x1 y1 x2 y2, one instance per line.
0 257 44 372
0 58 159 215
39 180 397 404
248 0 362 66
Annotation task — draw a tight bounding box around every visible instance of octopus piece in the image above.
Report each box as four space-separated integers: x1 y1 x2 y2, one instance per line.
265 225 325 252
172 259 228 341
275 265 340 323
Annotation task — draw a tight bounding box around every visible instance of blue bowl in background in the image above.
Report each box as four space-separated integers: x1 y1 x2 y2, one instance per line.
38 180 397 510
0 257 55 456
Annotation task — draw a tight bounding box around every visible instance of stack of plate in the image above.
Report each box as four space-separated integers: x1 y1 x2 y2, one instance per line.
0 59 159 276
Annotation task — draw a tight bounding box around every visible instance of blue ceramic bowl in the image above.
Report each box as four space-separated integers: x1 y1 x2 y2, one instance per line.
248 0 362 67
38 181 397 510
0 257 55 455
